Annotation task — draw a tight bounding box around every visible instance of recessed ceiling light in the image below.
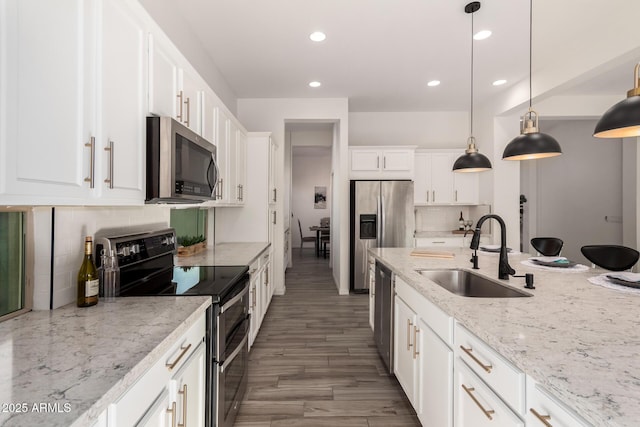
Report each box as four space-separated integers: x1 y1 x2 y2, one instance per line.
427 80 441 87
309 81 321 88
492 79 507 86
309 32 326 42
473 30 492 40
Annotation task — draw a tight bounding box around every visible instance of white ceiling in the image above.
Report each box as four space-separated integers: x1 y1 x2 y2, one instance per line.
166 0 635 113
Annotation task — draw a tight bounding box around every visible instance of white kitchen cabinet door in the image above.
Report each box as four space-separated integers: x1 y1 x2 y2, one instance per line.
382 150 413 172
0 0 97 204
99 0 146 202
453 171 479 204
394 296 418 405
172 341 206 427
200 89 217 144
249 264 262 348
414 152 432 204
430 153 455 203
269 137 277 205
417 318 453 427
227 119 239 203
178 67 202 134
133 389 172 427
350 149 382 173
148 33 178 118
235 128 247 204
454 359 524 427
214 107 231 203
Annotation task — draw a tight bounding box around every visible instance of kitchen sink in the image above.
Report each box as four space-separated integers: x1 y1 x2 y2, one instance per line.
415 269 532 298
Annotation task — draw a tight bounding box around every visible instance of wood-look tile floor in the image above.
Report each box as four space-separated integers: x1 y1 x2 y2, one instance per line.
235 249 421 427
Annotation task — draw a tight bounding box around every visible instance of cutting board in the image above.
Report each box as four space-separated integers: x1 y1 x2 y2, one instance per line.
410 249 455 259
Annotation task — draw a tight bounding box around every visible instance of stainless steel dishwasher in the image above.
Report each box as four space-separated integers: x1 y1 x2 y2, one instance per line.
374 261 394 373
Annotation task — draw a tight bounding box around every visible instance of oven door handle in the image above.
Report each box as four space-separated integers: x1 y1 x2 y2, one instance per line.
220 283 249 314
220 333 248 374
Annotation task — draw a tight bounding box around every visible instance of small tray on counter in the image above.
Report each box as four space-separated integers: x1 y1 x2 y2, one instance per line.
606 273 640 289
529 257 576 268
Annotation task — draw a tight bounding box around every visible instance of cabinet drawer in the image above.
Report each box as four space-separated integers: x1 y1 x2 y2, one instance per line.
526 379 591 427
455 359 524 427
454 323 525 416
396 276 453 346
109 313 205 426
415 237 463 247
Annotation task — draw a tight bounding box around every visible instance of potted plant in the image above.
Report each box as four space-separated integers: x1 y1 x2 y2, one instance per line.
176 235 207 257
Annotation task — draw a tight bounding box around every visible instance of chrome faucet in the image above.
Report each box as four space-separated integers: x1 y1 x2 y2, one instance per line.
469 214 515 280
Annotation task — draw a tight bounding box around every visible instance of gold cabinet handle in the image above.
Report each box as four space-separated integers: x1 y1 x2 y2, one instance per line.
178 384 187 427
184 97 190 127
265 267 269 286
167 401 177 427
177 91 184 121
426 191 429 202
413 326 420 359
407 319 413 351
273 188 277 202
455 190 458 202
251 287 256 309
104 140 114 189
432 190 435 202
462 384 495 420
460 345 493 373
84 136 95 188
166 343 192 370
383 156 386 169
530 408 553 427
376 156 380 169
218 178 223 199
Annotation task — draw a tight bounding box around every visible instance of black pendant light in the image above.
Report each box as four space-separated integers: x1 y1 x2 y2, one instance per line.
502 0 561 161
593 63 640 138
453 1 492 173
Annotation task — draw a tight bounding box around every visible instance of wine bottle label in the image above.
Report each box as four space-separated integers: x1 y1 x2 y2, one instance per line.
85 279 99 297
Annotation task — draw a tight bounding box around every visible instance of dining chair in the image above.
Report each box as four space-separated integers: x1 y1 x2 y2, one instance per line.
530 237 564 256
321 235 330 259
580 245 640 271
297 219 316 253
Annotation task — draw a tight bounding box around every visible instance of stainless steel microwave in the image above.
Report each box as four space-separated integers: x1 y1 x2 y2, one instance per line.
146 116 218 203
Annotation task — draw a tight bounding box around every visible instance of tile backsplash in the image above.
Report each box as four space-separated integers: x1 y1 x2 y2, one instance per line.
33 206 172 310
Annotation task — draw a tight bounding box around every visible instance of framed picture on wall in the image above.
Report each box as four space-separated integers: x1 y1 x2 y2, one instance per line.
314 186 327 209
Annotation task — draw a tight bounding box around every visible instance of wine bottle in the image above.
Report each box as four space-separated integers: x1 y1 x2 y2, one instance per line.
458 211 465 230
77 236 99 307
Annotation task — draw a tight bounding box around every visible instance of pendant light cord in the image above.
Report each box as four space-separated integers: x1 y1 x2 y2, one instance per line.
528 0 532 110
470 8 474 138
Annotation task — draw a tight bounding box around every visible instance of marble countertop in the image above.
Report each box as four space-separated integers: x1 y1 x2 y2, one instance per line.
175 242 270 267
0 296 210 427
370 247 640 427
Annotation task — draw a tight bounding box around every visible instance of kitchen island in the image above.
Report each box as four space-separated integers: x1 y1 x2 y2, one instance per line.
0 296 210 427
370 246 640 427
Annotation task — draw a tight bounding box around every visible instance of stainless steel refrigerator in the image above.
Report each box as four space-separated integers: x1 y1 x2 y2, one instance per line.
350 180 414 292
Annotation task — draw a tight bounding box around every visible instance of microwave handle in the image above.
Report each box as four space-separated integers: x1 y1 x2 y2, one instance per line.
208 153 220 198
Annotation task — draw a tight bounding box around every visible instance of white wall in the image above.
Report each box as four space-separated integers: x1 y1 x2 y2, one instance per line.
237 98 349 294
349 111 468 147
521 119 623 265
33 206 171 310
291 147 332 248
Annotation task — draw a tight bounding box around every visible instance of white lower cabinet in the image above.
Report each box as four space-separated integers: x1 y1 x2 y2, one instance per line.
526 379 590 427
249 248 273 349
368 256 376 331
455 359 524 427
394 296 418 403
107 312 206 426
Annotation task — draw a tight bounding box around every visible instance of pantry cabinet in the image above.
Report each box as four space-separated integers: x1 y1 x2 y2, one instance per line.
414 151 479 205
0 0 148 205
349 147 415 179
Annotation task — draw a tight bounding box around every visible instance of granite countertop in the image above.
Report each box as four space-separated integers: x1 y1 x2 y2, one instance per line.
175 242 270 267
370 247 640 427
0 296 211 427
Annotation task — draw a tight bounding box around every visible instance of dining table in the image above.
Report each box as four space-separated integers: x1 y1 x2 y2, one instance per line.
309 225 330 257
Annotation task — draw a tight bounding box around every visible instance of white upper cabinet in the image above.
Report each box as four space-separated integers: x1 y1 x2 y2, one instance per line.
100 0 147 202
0 0 98 204
0 0 148 205
235 128 247 204
178 67 202 134
147 33 178 118
414 150 479 205
349 147 415 179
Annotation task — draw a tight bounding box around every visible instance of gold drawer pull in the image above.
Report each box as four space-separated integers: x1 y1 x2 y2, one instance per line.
462 384 495 420
413 326 420 359
530 408 553 427
460 345 493 373
407 319 413 351
167 401 176 427
166 343 192 370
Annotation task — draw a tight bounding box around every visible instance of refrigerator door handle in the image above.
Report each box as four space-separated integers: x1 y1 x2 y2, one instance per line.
376 195 382 247
361 240 368 274
380 195 386 247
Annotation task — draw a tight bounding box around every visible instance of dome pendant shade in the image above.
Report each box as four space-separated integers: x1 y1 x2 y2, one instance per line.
503 108 561 160
594 64 640 138
454 137 492 172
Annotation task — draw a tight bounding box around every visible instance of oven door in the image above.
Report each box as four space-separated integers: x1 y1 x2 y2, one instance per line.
215 320 248 427
216 282 249 362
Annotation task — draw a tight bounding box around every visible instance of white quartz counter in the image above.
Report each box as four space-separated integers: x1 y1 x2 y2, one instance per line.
0 296 211 427
370 247 640 427
175 242 270 267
